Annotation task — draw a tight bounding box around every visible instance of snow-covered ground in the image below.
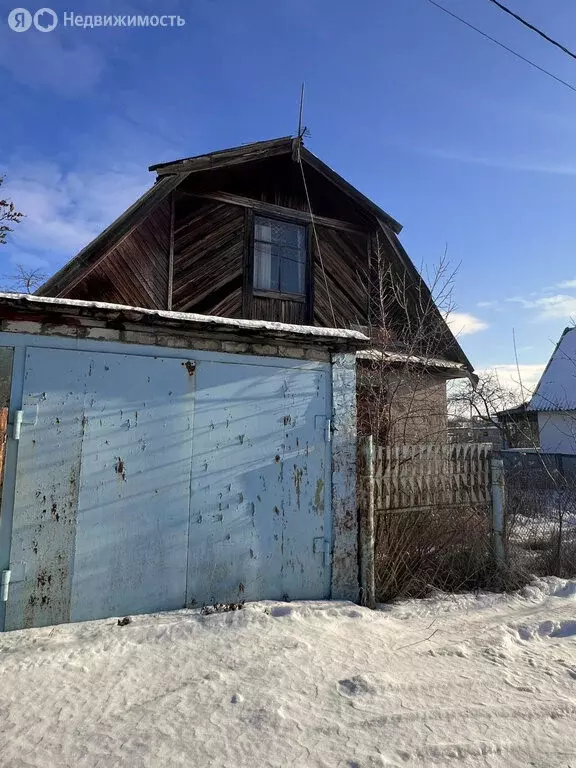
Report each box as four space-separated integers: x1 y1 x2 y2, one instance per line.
2 579 576 767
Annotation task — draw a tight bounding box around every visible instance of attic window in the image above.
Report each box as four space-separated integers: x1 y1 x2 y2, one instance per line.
253 216 307 297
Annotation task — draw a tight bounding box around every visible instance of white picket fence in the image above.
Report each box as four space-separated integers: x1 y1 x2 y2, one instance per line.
374 443 492 512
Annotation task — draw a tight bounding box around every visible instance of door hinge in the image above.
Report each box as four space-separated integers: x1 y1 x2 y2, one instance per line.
1 570 11 602
314 415 332 443
13 411 23 440
313 537 331 566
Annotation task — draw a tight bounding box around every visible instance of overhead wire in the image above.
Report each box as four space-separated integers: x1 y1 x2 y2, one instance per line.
295 138 338 328
487 0 576 62
423 0 576 95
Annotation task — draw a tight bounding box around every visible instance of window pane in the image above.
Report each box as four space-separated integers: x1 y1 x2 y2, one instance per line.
280 257 305 294
276 243 306 265
254 242 279 291
254 216 307 295
254 220 272 243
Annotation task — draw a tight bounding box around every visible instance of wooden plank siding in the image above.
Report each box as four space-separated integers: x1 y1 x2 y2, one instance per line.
313 226 370 327
176 154 376 227
61 198 172 309
59 188 373 329
170 190 372 327
34 140 472 375
251 296 307 324
172 197 244 316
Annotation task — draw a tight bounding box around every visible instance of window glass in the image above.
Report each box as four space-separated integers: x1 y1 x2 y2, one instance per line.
254 216 306 295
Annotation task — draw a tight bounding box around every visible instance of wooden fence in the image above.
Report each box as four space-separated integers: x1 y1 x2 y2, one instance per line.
374 443 492 512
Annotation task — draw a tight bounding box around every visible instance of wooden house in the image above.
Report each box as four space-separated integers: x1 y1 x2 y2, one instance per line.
37 136 474 441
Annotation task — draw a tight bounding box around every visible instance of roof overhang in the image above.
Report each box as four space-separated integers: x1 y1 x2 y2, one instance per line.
0 293 370 351
357 348 470 379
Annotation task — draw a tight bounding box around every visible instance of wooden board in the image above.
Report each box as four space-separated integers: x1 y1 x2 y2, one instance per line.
62 199 172 309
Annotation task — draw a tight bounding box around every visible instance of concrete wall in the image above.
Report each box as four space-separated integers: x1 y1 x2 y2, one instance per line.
0 315 332 363
330 353 359 601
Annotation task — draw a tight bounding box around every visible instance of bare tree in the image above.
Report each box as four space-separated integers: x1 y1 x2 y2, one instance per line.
0 177 44 294
3 265 48 294
357 236 496 600
357 234 462 445
0 176 23 246
450 370 518 430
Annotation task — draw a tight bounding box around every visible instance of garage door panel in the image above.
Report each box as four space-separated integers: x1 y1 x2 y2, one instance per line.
5 348 86 631
70 353 195 622
6 349 196 630
187 361 331 607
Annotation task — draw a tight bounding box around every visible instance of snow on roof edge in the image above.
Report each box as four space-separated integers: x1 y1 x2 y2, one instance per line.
0 293 369 343
357 348 466 370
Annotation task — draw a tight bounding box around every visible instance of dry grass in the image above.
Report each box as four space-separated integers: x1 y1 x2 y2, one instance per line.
375 505 495 602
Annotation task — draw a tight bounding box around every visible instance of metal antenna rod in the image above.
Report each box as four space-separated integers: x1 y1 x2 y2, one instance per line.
513 327 526 404
297 83 305 138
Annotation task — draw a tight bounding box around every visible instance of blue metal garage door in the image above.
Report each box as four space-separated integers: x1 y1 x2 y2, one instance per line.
187 360 331 606
4 347 331 630
5 348 196 630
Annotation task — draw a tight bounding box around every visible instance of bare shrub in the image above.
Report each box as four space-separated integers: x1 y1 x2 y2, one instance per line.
358 238 466 446
375 505 492 602
358 241 503 602
0 175 23 246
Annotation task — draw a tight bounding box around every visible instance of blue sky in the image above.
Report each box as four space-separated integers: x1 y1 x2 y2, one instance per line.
2 0 576 393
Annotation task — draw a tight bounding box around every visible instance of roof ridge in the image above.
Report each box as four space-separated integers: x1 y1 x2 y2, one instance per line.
149 136 294 172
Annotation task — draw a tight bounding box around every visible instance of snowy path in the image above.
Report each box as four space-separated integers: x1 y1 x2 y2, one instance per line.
1 578 576 767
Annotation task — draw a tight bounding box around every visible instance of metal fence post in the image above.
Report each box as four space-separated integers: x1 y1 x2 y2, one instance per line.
491 458 505 567
359 435 376 608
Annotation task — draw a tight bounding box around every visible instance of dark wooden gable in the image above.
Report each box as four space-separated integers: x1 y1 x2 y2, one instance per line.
36 137 472 372
170 154 375 327
313 226 370 327
37 173 184 306
172 197 245 316
61 197 172 308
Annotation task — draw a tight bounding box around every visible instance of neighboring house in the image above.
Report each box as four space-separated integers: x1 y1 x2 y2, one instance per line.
37 136 474 442
529 327 576 454
496 403 539 450
448 416 504 450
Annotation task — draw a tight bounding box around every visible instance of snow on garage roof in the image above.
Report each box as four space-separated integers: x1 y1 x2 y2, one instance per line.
529 327 576 411
0 292 370 347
